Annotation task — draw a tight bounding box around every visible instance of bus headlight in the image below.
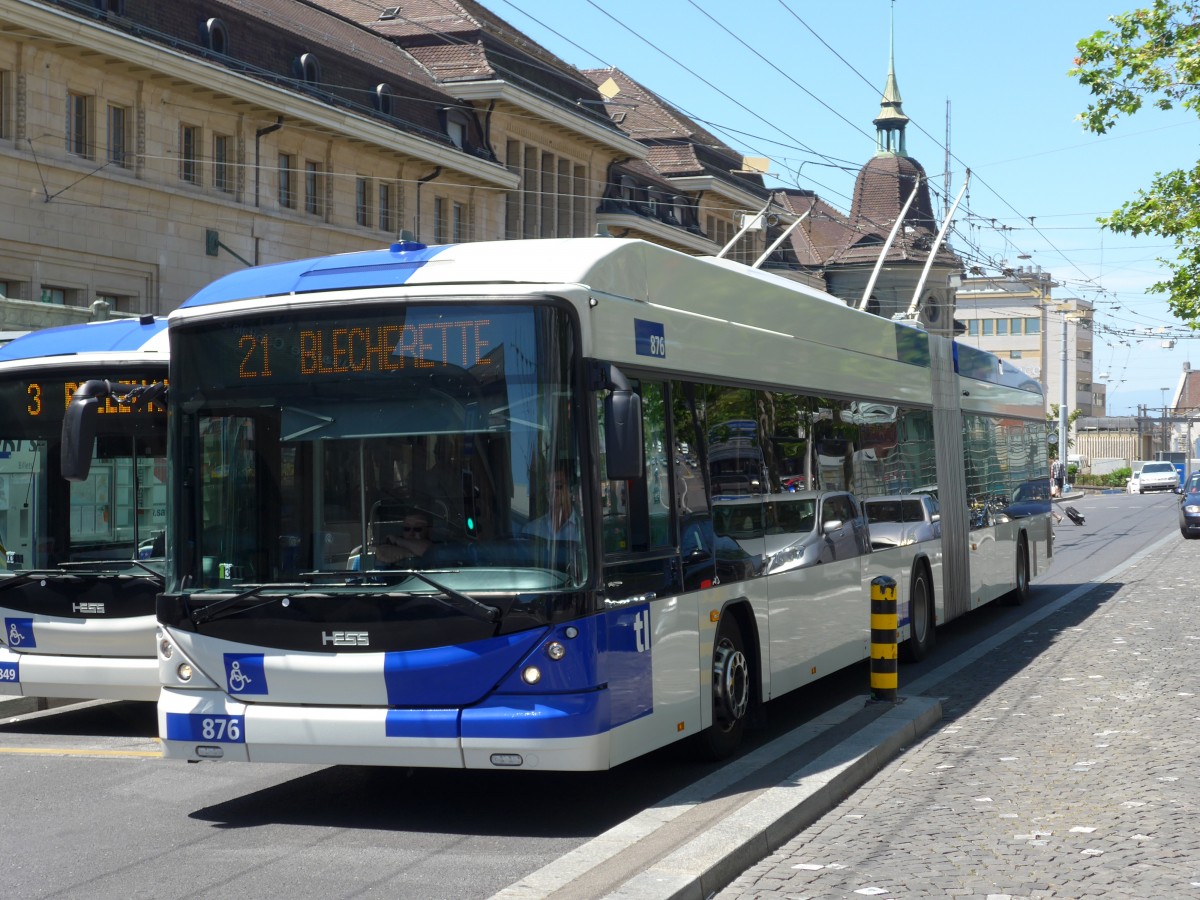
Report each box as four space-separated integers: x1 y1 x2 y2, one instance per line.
522 665 542 685
546 641 566 660
177 663 193 682
159 638 174 659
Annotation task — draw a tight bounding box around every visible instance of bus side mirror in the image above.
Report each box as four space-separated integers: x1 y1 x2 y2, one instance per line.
61 379 111 482
604 388 643 480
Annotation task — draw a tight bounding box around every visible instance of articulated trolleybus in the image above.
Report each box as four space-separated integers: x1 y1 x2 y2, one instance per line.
147 238 1049 769
0 317 167 702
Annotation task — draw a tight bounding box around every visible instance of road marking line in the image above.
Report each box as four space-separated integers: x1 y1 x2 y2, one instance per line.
0 746 161 758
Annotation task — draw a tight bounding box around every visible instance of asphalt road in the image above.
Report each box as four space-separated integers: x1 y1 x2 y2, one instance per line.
0 490 1181 899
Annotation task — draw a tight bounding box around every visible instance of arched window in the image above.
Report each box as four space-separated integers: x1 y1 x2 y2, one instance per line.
298 53 322 87
202 17 229 54
373 83 394 117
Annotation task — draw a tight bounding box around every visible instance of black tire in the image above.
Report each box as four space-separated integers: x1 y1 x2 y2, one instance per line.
701 614 751 760
901 564 935 662
1007 539 1031 606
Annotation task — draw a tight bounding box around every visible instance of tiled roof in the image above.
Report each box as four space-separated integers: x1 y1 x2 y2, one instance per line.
124 0 462 143
826 154 960 268
580 68 727 147
773 189 854 268
578 68 768 197
1177 369 1200 413
250 0 444 84
308 0 616 130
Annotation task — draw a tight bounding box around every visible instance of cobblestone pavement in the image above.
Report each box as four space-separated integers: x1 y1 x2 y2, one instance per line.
717 539 1200 899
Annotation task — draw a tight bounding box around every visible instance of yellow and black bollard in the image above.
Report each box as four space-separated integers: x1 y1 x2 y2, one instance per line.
870 575 898 702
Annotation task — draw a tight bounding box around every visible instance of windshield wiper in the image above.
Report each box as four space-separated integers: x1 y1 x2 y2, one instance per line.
369 569 501 624
190 582 317 626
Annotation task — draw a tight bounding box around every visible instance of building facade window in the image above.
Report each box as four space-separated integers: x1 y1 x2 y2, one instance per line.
378 181 393 232
452 201 466 242
355 177 371 226
1024 318 1040 335
0 280 21 300
278 153 295 208
0 70 10 141
434 197 447 244
96 292 136 313
180 125 201 184
67 92 93 158
107 104 129 168
304 160 323 216
968 320 979 337
213 134 232 193
1011 350 1023 359
996 319 1009 336
982 320 994 336
40 286 69 305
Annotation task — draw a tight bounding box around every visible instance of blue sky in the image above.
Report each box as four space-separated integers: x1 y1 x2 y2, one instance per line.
476 0 1198 416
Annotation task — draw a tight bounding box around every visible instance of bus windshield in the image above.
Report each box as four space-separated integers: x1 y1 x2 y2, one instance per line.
0 370 166 571
171 301 583 594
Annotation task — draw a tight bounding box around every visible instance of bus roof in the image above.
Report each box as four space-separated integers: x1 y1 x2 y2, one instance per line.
173 237 1040 402
0 316 168 364
178 238 850 311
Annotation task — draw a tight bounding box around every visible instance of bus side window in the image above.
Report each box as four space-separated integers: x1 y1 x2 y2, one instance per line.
598 380 677 601
598 380 671 555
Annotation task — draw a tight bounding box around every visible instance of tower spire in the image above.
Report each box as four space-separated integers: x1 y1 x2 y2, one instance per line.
873 0 908 156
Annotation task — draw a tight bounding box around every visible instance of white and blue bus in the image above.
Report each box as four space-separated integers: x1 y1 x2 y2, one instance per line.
138 238 1049 769
0 317 167 701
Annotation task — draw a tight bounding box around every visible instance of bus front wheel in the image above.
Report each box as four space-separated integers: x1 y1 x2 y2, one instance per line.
703 615 750 759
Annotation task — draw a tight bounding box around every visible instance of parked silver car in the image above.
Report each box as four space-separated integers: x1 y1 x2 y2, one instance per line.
863 494 942 550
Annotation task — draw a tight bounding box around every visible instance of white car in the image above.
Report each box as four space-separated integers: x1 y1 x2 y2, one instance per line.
1136 461 1179 494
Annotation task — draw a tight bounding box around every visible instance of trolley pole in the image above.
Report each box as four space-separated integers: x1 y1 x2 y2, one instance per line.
870 576 898 702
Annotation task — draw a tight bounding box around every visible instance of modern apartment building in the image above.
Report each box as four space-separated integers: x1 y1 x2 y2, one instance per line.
956 268 1104 419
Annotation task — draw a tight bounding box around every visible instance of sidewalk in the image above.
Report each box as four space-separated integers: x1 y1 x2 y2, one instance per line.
716 533 1198 899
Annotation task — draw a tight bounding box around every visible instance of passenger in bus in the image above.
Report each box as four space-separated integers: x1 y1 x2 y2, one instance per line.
375 511 433 565
523 465 581 541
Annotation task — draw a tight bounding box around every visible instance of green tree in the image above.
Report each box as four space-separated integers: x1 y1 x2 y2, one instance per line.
1071 1 1200 322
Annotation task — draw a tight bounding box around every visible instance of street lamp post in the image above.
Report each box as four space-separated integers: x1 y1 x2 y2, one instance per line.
1058 316 1069 462
1161 387 1170 457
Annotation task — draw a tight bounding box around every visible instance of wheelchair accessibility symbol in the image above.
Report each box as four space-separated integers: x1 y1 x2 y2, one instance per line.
5 619 34 649
228 661 252 692
223 653 268 695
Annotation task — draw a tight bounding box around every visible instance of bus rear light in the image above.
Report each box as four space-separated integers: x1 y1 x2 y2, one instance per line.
521 665 542 685
195 746 224 759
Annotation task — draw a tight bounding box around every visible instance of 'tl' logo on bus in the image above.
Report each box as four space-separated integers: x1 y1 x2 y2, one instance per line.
633 608 651 653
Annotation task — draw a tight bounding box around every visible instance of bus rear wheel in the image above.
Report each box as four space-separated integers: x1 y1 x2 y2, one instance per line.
703 615 750 759
901 564 935 662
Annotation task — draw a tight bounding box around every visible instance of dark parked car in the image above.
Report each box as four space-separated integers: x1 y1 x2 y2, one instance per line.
1179 488 1200 539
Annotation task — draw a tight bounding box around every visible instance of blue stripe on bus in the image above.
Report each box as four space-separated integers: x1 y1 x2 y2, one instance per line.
383 628 546 707
181 244 454 308
383 708 460 739
605 603 653 727
461 691 610 740
0 318 167 361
